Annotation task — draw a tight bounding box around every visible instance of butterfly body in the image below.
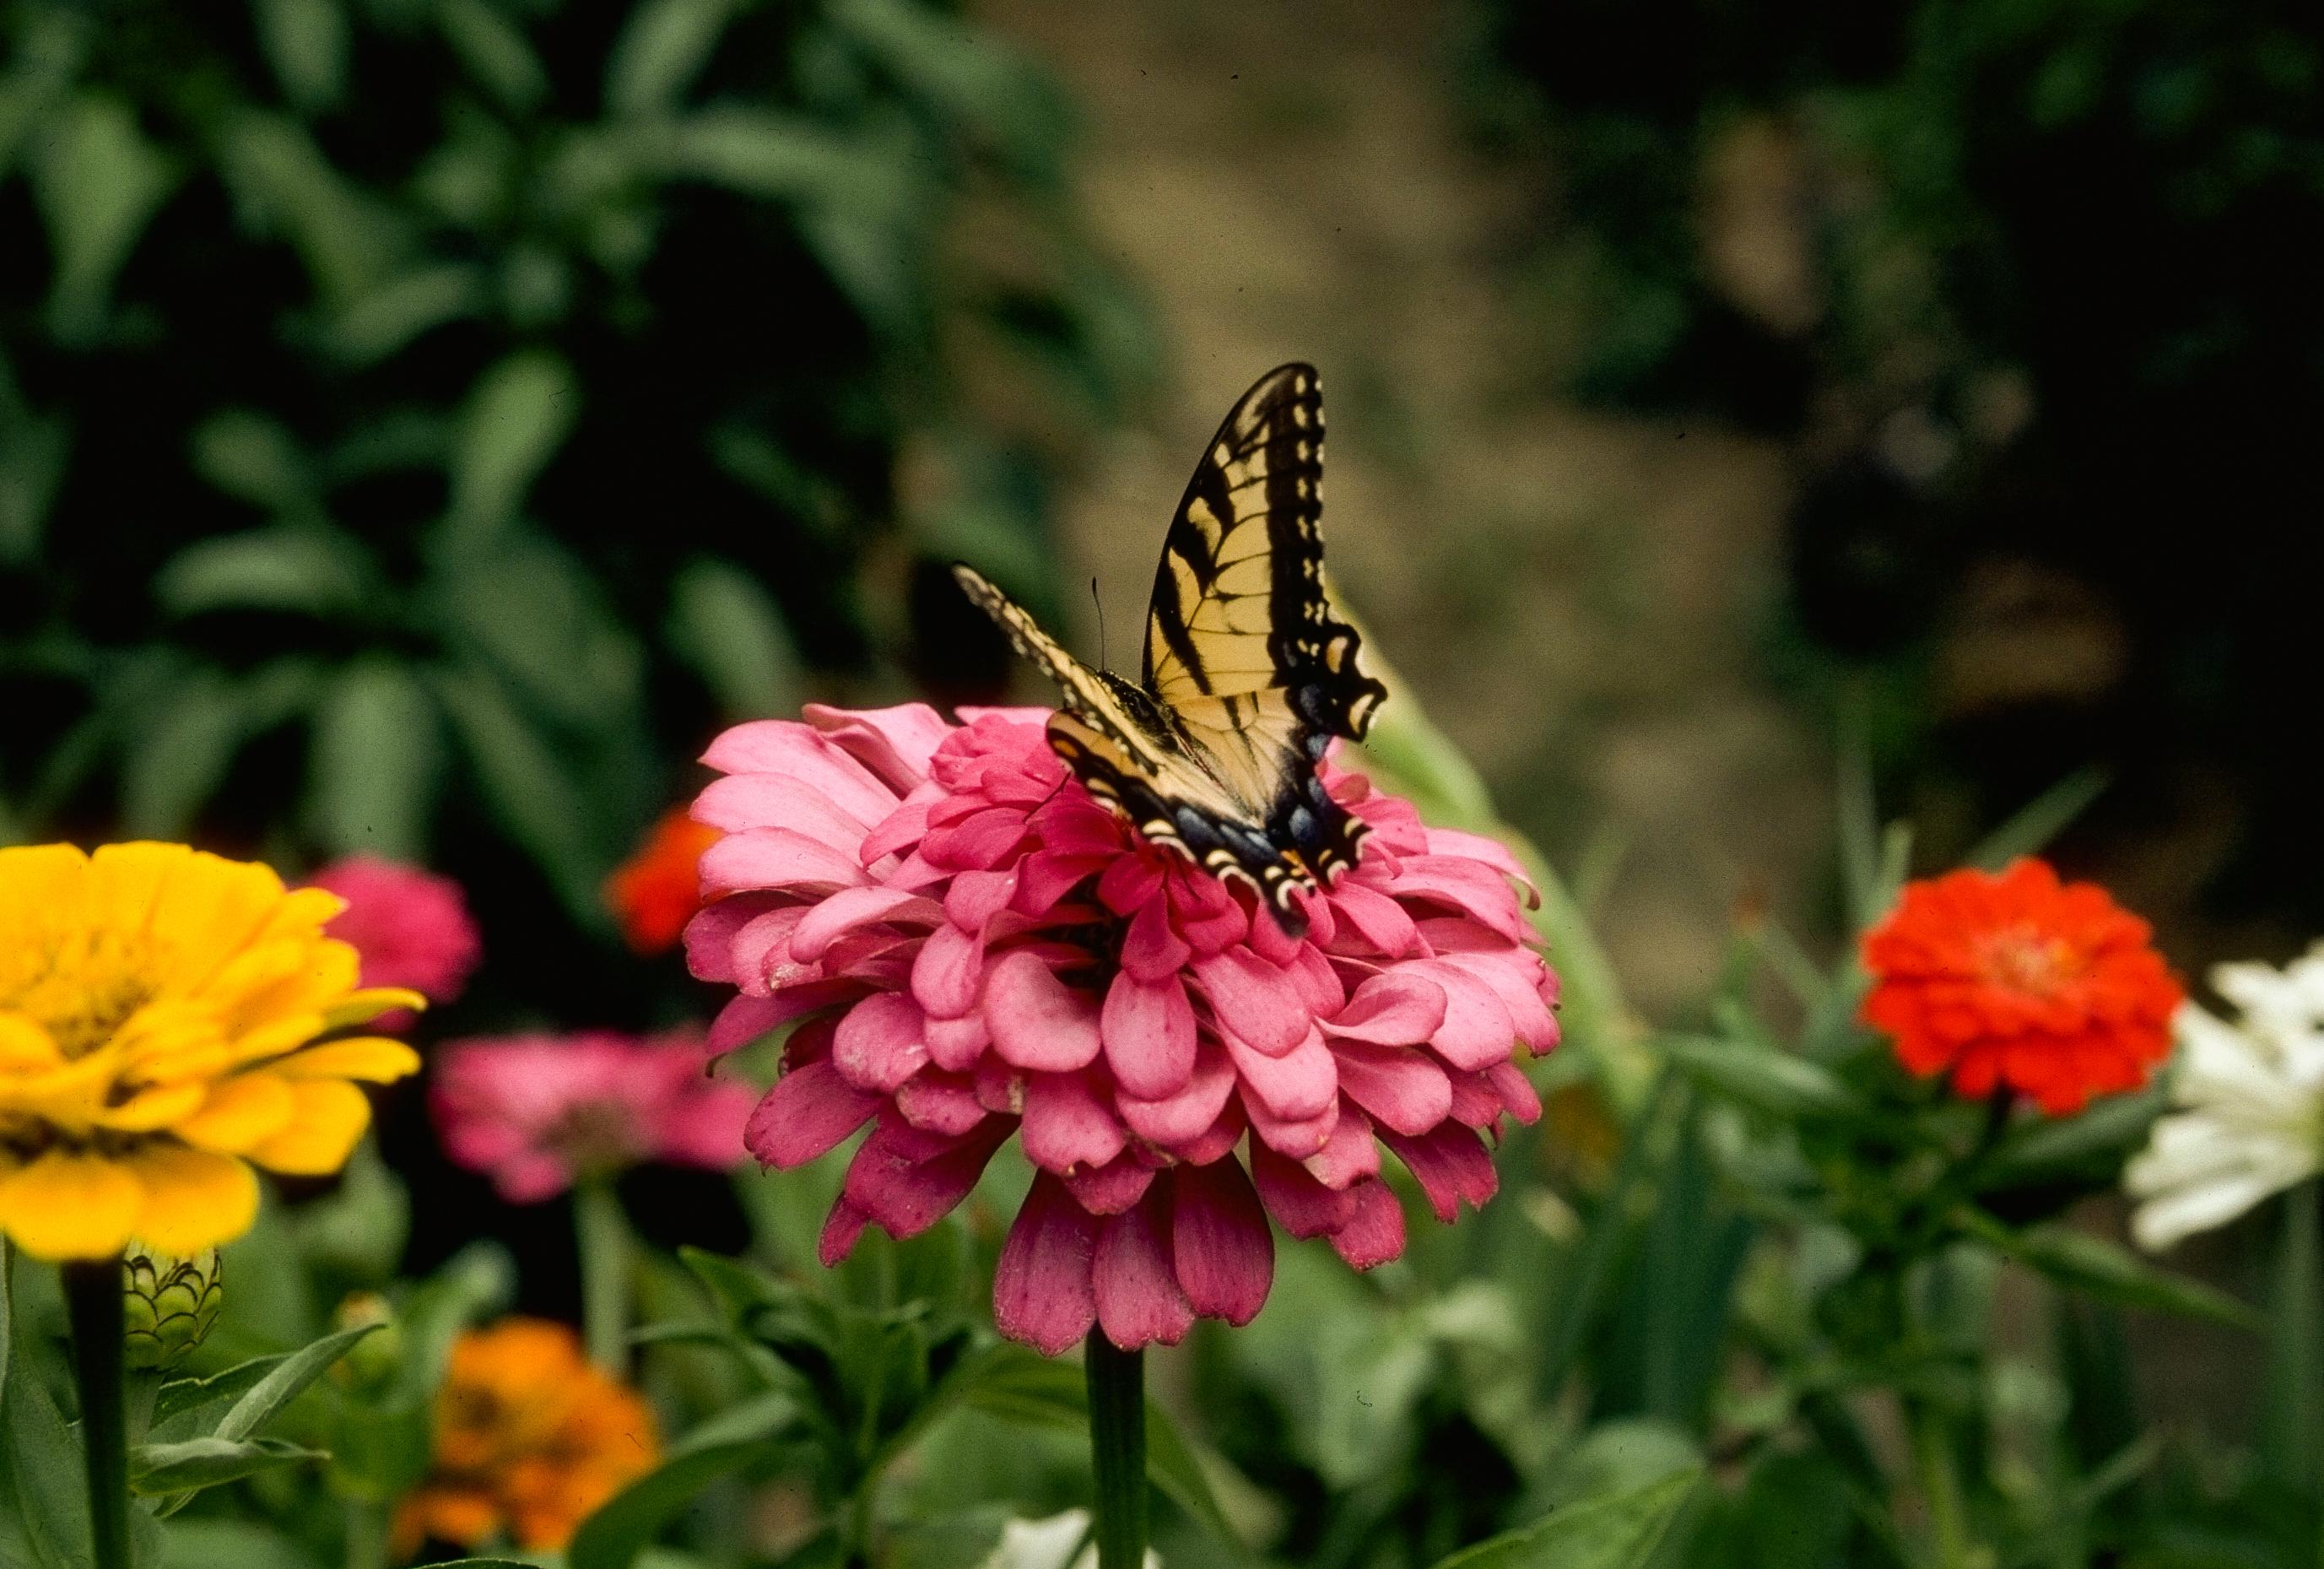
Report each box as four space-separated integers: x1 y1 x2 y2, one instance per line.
954 363 1386 937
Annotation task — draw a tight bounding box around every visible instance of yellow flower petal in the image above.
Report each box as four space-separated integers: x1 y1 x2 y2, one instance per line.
125 1144 260 1253
87 842 195 944
326 989 430 1030
0 1150 143 1260
88 1082 208 1132
0 845 89 1001
275 1037 422 1084
0 1012 62 1072
172 1073 298 1154
147 852 289 993
245 1079 373 1176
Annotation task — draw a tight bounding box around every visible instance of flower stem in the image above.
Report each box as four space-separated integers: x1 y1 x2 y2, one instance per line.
64 1258 132 1569
343 1499 389 1569
1084 1334 1148 1569
1908 1398 1972 1569
575 1178 632 1374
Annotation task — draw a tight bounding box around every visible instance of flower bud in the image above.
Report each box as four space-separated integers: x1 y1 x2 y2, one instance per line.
122 1243 223 1372
332 1291 405 1390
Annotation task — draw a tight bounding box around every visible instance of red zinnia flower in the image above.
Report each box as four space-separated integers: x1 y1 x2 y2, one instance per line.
1860 858 2182 1115
607 809 721 954
686 704 1558 1354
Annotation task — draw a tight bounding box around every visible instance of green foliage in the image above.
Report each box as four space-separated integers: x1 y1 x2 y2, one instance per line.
0 0 1151 980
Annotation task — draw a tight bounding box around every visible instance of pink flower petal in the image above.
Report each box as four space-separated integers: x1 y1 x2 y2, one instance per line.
694 774 876 849
1095 1190 1195 1350
1446 1069 1504 1128
707 994 786 1056
984 950 1103 1072
1223 1026 1338 1122
1120 897 1192 982
921 807 1029 871
1332 1038 1453 1136
1390 856 1533 944
1379 1123 1499 1223
974 1058 1027 1115
1065 1156 1156 1216
925 1010 991 1073
1021 1071 1128 1174
700 828 868 896
1117 1041 1236 1147
1412 960 1520 1071
946 867 1020 932
1303 1102 1381 1189
701 719 900 822
841 1119 1011 1238
1423 827 1538 904
1015 849 1113 917
744 1059 880 1169
684 894 781 985
1438 950 1563 1052
1284 944 1347 1016
894 1073 987 1136
831 993 929 1092
911 923 986 1019
1486 1060 1543 1125
1323 971 1447 1046
993 1173 1100 1355
1098 854 1165 914
1329 1179 1407 1269
1101 973 1197 1101
1249 1140 1357 1238
804 701 951 790
1170 1097 1250 1165
1193 950 1309 1057
858 796 934 868
818 1198 871 1265
1329 881 1419 956
791 886 944 962
1172 1157 1273 1325
1243 1095 1340 1161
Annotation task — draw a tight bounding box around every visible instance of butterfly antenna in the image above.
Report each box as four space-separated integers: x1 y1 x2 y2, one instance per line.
1090 576 1109 674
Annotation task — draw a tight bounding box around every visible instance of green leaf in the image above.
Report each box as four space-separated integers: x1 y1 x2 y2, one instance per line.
153 1518 325 1569
652 109 866 200
667 556 802 719
1664 1036 1864 1120
212 1322 381 1443
188 411 314 512
0 1248 95 1569
434 531 640 724
954 1347 1245 1560
25 92 176 334
309 658 440 859
606 0 735 116
432 667 605 917
448 352 577 535
1965 1212 2262 1331
1425 1469 1698 1569
567 1439 776 1569
215 111 403 306
327 262 489 365
1981 1088 2165 1189
2262 1182 2323 1485
154 1353 295 1428
1967 767 2110 870
437 0 549 113
122 669 246 838
155 528 370 618
252 0 348 111
0 403 68 565
129 1436 325 1495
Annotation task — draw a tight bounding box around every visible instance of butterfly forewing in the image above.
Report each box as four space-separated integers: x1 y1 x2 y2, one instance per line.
953 363 1388 936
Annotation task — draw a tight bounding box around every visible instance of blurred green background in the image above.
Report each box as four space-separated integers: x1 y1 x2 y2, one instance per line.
3 0 2320 1561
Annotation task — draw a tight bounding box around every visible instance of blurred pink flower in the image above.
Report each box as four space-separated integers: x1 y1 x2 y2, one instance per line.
687 704 1558 1355
310 856 482 1030
431 1029 756 1203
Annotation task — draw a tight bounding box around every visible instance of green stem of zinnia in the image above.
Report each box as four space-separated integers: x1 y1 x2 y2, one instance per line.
64 1257 132 1569
1084 1334 1148 1569
575 1177 632 1374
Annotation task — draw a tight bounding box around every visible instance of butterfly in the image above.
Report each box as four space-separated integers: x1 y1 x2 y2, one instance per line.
953 362 1387 938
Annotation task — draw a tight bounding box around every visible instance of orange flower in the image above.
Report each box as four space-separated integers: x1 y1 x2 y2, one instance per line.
1860 858 2183 1115
392 1318 657 1555
605 809 720 955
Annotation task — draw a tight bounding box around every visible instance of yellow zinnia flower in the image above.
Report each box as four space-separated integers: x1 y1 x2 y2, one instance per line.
0 842 423 1260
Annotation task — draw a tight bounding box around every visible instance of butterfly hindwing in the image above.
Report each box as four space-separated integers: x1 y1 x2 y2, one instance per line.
954 364 1388 935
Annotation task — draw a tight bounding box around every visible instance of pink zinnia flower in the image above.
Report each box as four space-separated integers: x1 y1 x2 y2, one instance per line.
431 1029 757 1203
310 856 483 1030
687 704 1558 1355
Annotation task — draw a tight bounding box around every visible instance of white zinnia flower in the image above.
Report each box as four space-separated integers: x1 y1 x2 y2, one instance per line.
2126 945 2324 1251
